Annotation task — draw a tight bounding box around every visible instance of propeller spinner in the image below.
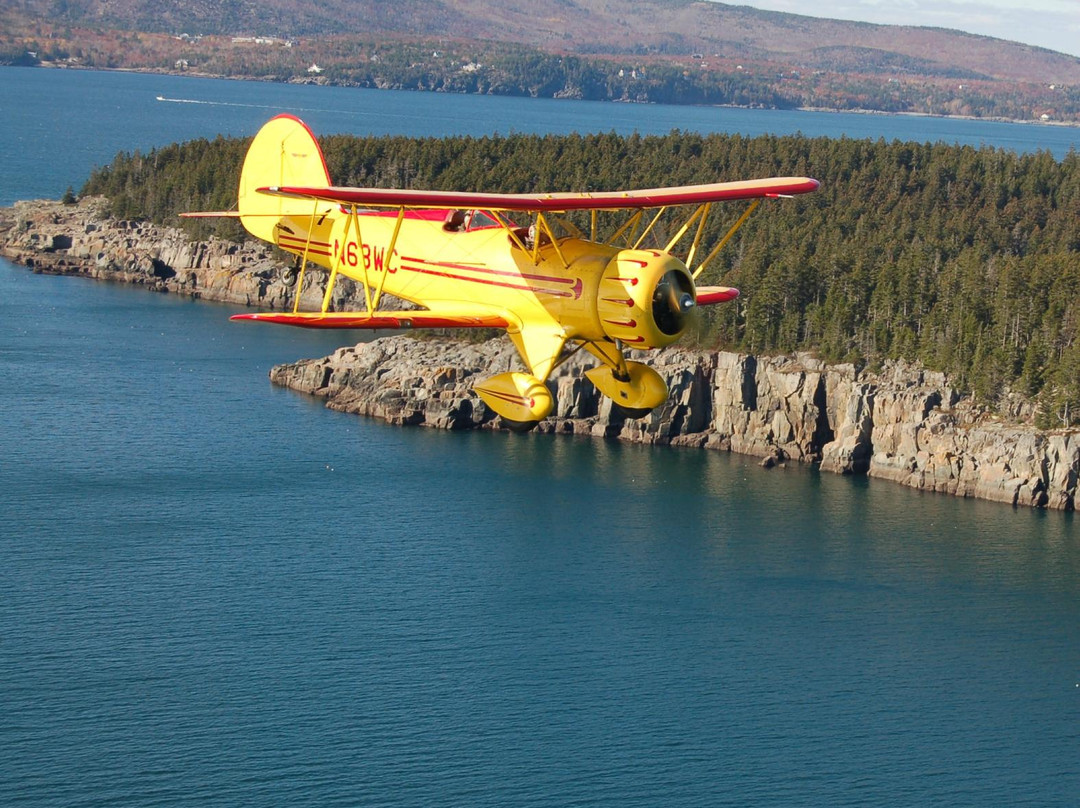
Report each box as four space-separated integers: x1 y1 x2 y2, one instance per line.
652 268 697 336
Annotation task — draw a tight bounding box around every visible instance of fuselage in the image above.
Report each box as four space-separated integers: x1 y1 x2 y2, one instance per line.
275 206 654 345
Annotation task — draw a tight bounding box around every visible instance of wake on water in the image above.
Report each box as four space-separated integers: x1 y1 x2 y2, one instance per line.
155 95 376 119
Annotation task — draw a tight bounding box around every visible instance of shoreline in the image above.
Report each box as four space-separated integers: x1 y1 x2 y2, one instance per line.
1 196 1076 511
11 63 1079 129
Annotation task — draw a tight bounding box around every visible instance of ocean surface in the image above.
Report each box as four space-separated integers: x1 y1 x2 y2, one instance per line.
1 67 1078 806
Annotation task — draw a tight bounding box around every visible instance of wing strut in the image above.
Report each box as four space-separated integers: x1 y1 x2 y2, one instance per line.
607 210 643 248
291 199 322 314
685 202 712 270
632 206 669 250
371 206 405 312
490 210 533 259
665 203 711 262
321 204 352 313
536 213 570 268
693 199 760 280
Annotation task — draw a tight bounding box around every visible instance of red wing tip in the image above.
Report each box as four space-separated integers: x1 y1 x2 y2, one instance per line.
696 287 740 306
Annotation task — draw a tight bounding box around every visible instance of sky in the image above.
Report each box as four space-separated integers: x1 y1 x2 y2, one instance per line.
727 0 1080 58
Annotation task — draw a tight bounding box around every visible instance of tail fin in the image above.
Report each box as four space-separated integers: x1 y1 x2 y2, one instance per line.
238 115 331 244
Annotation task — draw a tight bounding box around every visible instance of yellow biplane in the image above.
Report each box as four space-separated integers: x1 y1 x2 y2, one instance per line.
186 115 818 430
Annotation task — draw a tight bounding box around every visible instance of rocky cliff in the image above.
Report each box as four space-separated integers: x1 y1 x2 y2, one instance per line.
269 339 1078 510
0 197 361 312
4 198 1077 510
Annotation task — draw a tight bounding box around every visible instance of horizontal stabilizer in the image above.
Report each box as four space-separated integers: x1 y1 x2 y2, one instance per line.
258 177 820 213
230 310 509 329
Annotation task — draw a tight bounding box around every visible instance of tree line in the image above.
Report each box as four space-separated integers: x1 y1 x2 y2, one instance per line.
80 130 1080 426
7 20 1079 121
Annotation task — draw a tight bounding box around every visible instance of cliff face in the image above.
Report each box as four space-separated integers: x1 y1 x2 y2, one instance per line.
4 199 1077 510
269 338 1079 510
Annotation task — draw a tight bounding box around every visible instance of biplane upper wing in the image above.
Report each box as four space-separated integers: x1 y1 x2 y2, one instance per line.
258 177 819 211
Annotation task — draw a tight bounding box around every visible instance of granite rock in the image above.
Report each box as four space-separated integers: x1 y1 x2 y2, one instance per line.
271 336 1078 510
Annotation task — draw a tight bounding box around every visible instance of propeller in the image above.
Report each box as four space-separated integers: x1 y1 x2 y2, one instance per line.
652 269 696 336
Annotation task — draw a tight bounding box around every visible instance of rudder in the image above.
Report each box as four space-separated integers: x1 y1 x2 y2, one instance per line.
238 115 331 244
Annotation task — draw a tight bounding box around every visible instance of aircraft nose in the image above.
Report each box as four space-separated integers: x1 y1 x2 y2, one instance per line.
652 267 696 336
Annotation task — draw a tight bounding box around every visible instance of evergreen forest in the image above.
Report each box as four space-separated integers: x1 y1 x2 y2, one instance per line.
81 130 1080 426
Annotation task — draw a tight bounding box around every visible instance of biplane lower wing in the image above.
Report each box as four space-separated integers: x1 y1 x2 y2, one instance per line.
694 286 741 305
231 310 509 329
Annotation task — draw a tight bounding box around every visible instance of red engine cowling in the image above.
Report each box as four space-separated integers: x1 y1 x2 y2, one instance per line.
596 249 697 349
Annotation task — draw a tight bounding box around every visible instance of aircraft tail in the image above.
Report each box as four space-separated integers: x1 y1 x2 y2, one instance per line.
238 114 332 244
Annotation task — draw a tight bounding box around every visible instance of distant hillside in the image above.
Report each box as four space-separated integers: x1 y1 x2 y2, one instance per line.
11 0 1080 83
4 0 1080 120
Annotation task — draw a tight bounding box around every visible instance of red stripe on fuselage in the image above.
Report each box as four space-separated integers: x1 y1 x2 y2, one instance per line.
402 256 576 287
277 234 332 257
399 261 578 299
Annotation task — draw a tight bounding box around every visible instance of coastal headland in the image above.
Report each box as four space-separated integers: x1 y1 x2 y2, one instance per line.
3 197 1076 510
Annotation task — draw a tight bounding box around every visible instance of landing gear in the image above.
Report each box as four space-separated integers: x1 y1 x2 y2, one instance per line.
474 371 554 432
585 361 668 418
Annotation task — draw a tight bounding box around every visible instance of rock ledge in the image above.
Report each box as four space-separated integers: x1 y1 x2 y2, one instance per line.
4 198 1076 510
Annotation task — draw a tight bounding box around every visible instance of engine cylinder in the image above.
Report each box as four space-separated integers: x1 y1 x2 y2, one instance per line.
596 250 696 349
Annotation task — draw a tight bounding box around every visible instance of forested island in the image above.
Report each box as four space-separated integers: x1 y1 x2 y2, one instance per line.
80 129 1080 428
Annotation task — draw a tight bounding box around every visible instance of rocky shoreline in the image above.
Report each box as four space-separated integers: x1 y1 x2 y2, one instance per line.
3 198 1077 510
0 197 364 312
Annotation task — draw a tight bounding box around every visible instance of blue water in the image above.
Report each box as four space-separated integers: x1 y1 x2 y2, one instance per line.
1 68 1079 806
2 66 1080 207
